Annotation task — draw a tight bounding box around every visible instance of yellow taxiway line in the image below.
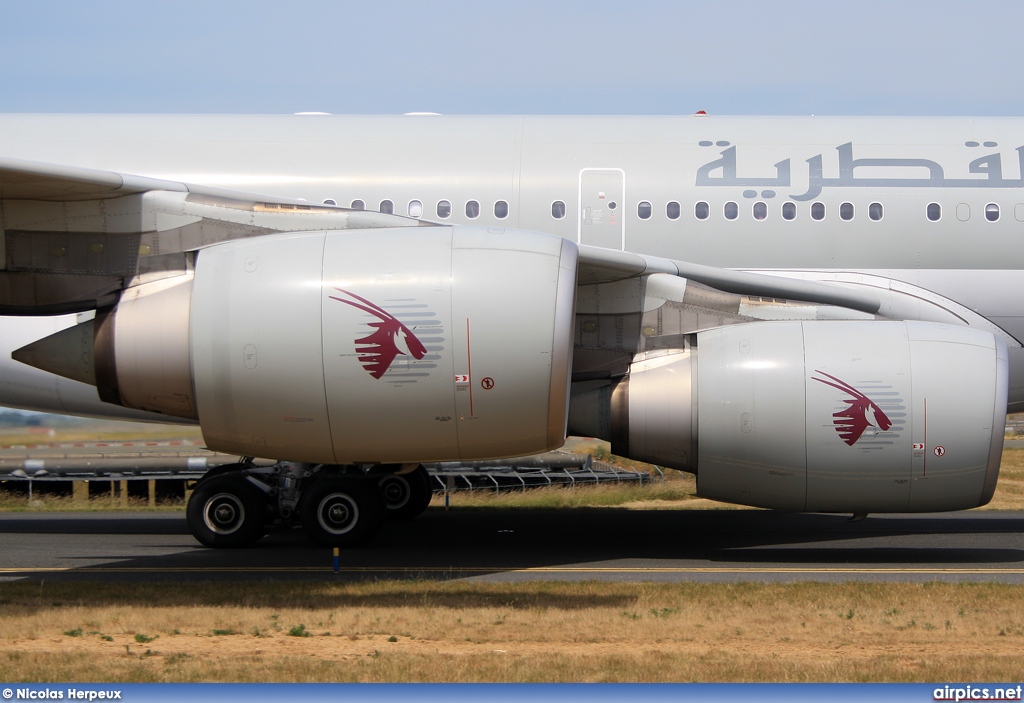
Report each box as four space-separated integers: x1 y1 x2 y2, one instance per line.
2 566 1024 575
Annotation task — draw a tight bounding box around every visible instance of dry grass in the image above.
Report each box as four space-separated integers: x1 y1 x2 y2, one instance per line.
0 424 203 448
0 493 184 512
988 447 1024 510
430 472 713 509
0 580 1022 682
4 446 1024 513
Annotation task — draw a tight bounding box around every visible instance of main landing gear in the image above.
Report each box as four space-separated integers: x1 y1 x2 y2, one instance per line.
185 462 434 548
377 465 433 520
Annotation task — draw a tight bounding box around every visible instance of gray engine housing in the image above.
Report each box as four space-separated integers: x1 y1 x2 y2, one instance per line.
571 320 1008 512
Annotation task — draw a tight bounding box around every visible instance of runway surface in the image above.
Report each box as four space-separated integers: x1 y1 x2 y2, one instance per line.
1 508 1022 583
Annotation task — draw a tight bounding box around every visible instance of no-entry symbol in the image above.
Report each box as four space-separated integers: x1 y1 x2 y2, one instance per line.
933 445 946 457
481 377 495 390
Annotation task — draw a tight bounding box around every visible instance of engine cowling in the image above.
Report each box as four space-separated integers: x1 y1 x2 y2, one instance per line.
16 227 578 463
570 320 1008 512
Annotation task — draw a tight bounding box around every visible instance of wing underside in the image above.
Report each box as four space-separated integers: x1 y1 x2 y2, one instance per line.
0 155 1012 368
0 157 430 313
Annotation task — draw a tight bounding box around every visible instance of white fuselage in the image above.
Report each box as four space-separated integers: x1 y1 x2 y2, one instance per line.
2 113 1024 415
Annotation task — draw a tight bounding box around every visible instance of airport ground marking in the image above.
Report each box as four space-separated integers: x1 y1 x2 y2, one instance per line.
3 566 1024 575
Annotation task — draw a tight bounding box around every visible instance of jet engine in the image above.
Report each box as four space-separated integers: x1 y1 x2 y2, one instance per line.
15 226 578 464
569 320 1008 513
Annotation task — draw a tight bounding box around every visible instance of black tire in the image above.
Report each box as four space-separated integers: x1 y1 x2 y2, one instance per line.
186 474 268 548
299 476 385 547
378 466 433 520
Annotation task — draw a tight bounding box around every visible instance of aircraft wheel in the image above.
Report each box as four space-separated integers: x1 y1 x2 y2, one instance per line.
378 465 433 520
300 476 385 547
186 474 267 548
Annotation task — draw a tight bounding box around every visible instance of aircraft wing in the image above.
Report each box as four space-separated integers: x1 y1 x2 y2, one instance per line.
0 155 999 344
0 156 188 201
575 244 881 314
0 156 1011 525
0 158 431 314
0 156 885 317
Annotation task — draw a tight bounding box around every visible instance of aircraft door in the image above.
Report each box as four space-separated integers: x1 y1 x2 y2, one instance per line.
579 168 625 249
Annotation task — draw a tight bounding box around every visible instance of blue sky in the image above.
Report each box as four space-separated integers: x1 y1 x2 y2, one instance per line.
0 0 1022 115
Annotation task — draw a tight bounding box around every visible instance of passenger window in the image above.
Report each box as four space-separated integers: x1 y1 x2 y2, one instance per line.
494 200 509 219
840 202 854 221
724 201 738 220
927 202 941 221
811 202 825 221
753 202 767 220
436 200 452 219
408 200 423 218
350 199 365 211
379 199 394 214
782 202 797 220
466 200 480 219
638 201 652 220
551 201 566 219
695 201 710 220
986 203 1000 222
869 202 883 221
322 199 337 206
666 201 680 220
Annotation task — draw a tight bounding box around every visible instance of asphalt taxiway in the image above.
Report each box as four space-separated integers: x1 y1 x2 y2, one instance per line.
1 508 1022 583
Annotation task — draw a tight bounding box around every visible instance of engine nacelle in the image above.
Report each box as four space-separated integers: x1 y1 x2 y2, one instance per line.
570 320 1008 512
16 227 578 463
192 227 577 462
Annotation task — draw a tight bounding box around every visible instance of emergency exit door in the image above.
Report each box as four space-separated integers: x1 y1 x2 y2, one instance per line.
579 168 625 250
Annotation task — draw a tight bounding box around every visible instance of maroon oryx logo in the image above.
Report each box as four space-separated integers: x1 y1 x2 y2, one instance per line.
812 370 893 446
330 289 428 379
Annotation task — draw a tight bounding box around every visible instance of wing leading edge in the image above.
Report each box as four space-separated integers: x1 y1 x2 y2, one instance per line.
0 158 431 314
0 156 187 201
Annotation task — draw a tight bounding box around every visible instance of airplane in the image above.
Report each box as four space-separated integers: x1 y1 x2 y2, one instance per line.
0 113 1016 547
